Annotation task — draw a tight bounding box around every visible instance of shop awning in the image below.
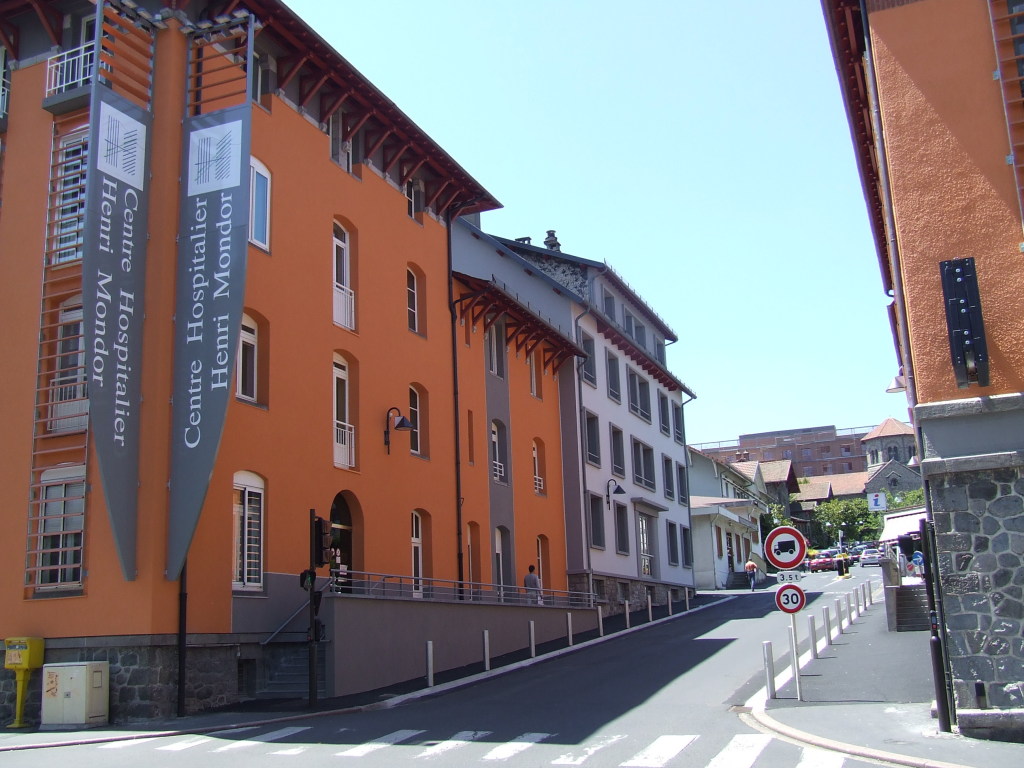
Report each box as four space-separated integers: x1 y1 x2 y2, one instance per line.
879 508 927 542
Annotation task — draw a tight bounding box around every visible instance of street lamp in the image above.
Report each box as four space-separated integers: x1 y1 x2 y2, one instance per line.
383 406 414 454
606 479 625 508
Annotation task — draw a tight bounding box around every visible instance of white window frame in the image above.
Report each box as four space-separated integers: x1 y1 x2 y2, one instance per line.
632 438 656 491
51 130 89 264
581 332 596 386
658 392 670 435
610 424 626 477
589 494 605 549
236 315 257 402
333 222 355 330
249 157 270 249
407 268 419 333
606 350 620 402
614 502 629 554
663 455 675 500
233 471 264 590
409 386 421 455
333 356 355 468
585 411 601 466
50 298 89 431
32 466 86 588
328 109 352 171
411 511 423 597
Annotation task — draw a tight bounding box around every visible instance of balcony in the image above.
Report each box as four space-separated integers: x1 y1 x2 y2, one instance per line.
333 284 355 330
43 44 95 115
334 420 355 469
0 74 9 130
48 377 89 432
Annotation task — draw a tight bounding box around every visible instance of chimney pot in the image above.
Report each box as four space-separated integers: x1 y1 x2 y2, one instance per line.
543 230 561 251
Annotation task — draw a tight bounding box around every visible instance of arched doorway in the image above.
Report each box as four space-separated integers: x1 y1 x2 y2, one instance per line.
330 492 355 589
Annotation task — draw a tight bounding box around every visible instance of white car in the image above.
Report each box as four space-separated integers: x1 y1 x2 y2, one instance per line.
860 548 882 566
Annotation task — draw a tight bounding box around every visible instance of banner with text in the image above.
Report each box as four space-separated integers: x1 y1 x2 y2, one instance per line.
82 85 153 581
167 102 251 580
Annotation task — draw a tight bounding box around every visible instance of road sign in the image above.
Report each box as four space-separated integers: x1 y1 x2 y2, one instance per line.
764 526 807 570
776 570 803 584
775 584 806 614
868 492 887 511
912 551 924 566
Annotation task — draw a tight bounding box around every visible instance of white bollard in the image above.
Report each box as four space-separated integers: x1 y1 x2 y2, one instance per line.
647 594 653 623
426 640 434 687
835 598 844 633
846 593 854 623
483 629 490 671
567 612 574 646
808 614 818 659
854 587 862 617
685 589 690 612
763 640 776 699
823 606 832 645
529 621 536 658
668 595 673 616
597 606 604 637
863 581 870 607
624 600 631 629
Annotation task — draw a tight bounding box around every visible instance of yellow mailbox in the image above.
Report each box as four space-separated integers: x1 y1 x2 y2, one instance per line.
4 637 44 729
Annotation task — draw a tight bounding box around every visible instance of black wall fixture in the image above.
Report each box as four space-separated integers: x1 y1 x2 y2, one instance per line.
940 257 989 388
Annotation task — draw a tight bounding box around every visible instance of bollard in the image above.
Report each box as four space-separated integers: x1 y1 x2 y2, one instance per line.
483 629 491 671
624 600 631 629
763 641 776 699
685 589 690 612
426 640 434 687
597 606 604 637
835 598 844 633
808 614 818 659
854 587 862 617
529 621 536 658
668 595 673 616
823 606 832 645
567 612 574 646
846 593 854 624
789 614 803 702
647 594 653 623
863 581 870 607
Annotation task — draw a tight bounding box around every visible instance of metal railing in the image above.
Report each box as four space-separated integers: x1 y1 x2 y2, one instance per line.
333 284 355 330
48 377 89 431
491 460 505 481
46 44 95 97
334 420 355 468
533 475 544 493
0 75 9 118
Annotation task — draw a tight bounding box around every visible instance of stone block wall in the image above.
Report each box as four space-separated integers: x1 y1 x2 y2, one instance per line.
930 468 1024 712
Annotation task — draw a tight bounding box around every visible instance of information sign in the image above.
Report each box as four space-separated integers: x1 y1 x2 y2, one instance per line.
775 584 807 614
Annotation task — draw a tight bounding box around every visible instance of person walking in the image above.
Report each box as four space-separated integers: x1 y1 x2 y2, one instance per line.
524 564 542 604
744 558 757 591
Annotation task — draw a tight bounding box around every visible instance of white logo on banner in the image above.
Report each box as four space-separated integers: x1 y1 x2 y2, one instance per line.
187 120 243 195
97 101 147 190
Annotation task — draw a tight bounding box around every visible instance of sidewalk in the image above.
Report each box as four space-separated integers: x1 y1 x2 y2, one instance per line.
746 577 1024 768
3 581 1023 765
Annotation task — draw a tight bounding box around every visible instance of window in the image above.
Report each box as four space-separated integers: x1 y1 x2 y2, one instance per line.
602 288 616 320
328 109 352 171
783 449 792 459
671 402 683 444
408 386 422 455
667 521 679 566
631 438 656 490
680 525 693 566
822 445 832 456
51 130 89 263
31 467 86 587
606 350 621 402
610 425 625 477
50 299 88 431
655 339 666 365
411 511 423 597
638 514 654 575
870 449 879 464
333 223 355 330
581 332 596 386
236 315 257 402
405 179 423 218
490 421 508 482
406 268 420 333
233 471 264 589
764 451 773 460
614 502 629 554
532 440 545 493
528 351 542 398
627 368 651 421
485 323 504 378
843 462 853 472
333 356 355 468
658 392 670 435
842 444 853 456
676 462 688 505
801 448 812 459
589 494 605 548
887 445 900 461
585 411 601 466
715 525 723 558
823 463 832 474
663 456 675 500
249 158 270 249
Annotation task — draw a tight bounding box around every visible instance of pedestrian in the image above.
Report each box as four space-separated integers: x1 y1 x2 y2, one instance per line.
744 559 757 591
524 564 542 604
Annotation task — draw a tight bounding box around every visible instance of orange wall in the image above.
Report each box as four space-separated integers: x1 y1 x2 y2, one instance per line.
870 1 1024 403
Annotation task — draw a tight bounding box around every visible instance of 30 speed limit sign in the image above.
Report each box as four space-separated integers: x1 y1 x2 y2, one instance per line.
775 584 806 614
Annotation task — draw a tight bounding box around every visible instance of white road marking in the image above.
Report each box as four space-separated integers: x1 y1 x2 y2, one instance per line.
211 726 311 752
620 734 698 767
335 729 426 756
414 730 492 758
553 733 627 764
481 732 552 760
156 736 213 751
796 745 846 768
98 738 158 749
705 733 772 768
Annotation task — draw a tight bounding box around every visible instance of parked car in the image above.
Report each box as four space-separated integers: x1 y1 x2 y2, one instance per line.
809 550 837 572
860 548 883 566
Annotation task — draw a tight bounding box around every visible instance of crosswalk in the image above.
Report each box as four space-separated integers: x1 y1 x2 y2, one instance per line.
88 724 864 766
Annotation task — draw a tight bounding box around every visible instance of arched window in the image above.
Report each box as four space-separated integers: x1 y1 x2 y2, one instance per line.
233 471 264 589
408 385 428 456
333 354 355 468
407 268 419 332
490 421 508 482
532 439 545 494
887 445 900 462
333 222 355 330
33 466 86 586
411 510 423 597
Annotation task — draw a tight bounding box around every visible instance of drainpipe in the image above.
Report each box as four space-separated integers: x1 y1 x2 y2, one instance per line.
446 199 482 593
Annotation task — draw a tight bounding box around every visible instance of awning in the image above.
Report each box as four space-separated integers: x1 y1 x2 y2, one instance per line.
879 508 927 542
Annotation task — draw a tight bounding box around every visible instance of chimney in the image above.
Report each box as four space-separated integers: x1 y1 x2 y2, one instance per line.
543 230 561 251
514 236 532 245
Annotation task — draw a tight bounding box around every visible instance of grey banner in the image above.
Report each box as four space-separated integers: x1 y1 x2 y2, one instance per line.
167 103 251 580
82 86 153 581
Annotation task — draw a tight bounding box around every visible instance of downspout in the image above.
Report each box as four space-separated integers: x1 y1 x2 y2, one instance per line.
446 199 482 593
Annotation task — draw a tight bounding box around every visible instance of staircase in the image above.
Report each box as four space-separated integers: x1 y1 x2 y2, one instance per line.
895 585 931 631
258 643 328 700
726 571 751 590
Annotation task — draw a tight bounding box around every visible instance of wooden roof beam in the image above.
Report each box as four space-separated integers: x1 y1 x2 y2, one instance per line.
426 179 451 211
299 71 329 108
363 127 393 160
400 157 426 187
0 20 18 57
276 52 309 91
28 0 60 47
321 88 353 121
383 142 410 175
344 109 373 140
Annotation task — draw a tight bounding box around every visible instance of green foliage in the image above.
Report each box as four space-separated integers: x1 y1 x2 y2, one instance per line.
810 497 881 546
760 503 792 541
886 487 924 510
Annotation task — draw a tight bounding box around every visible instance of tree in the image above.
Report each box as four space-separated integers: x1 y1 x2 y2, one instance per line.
886 487 924 510
760 502 792 542
810 497 880 546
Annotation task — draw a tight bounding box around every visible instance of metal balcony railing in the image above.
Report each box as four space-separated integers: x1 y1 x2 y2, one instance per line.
48 377 89 432
333 284 355 330
334 420 355 468
0 75 9 118
491 460 505 481
46 44 95 97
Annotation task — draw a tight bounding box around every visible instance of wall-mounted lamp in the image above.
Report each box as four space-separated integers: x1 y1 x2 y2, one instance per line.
606 479 625 508
384 406 414 454
885 372 906 394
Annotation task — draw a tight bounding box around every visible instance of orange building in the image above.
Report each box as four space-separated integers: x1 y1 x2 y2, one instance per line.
824 0 1024 740
0 0 591 724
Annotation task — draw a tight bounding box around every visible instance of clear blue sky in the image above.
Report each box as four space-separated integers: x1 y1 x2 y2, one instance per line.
284 0 909 444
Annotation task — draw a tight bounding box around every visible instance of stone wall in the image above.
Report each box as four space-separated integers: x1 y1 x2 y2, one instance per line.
930 468 1024 713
